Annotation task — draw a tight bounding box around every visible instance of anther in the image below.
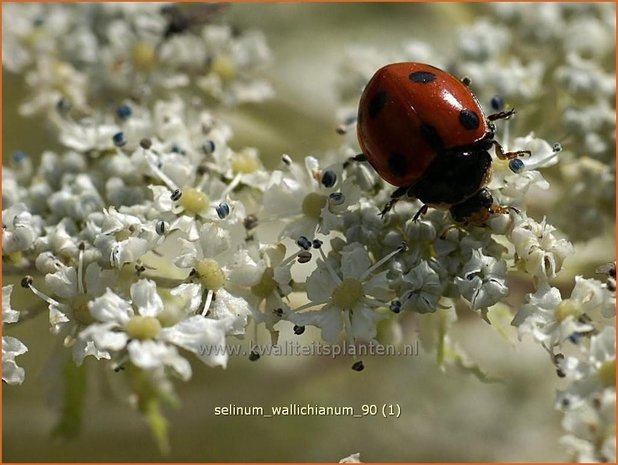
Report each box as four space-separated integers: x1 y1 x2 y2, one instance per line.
170 189 182 201
321 170 337 188
112 132 127 148
21 276 33 288
297 251 312 263
296 236 312 250
351 360 365 372
329 192 345 205
216 202 230 219
293 325 305 335
140 138 152 150
202 140 216 155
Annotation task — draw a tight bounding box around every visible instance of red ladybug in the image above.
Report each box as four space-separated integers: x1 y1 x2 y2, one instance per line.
356 62 527 224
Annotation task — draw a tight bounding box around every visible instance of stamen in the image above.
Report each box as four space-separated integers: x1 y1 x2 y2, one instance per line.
293 299 328 312
22 276 61 307
155 220 167 235
360 243 405 281
321 170 337 188
112 132 127 148
389 300 402 313
220 173 242 199
202 140 216 155
77 242 85 295
293 325 305 335
201 289 214 317
144 152 179 192
318 247 342 285
329 192 345 206
216 202 230 219
116 104 132 121
296 236 312 250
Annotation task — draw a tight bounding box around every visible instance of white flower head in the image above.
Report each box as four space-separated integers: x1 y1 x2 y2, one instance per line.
399 260 444 314
80 279 244 378
455 250 509 316
511 284 595 347
510 215 573 282
557 327 615 409
291 242 402 343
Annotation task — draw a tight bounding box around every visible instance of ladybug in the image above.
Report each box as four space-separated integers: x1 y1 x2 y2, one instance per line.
355 62 528 224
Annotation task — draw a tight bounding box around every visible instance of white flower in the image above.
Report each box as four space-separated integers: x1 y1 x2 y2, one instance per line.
339 453 362 463
196 24 273 105
509 215 573 282
455 250 509 315
174 222 253 333
2 285 28 385
557 327 615 408
262 156 360 240
92 208 161 268
232 242 296 344
47 174 105 222
511 284 594 347
457 20 511 61
2 203 41 257
290 242 400 343
399 260 444 314
560 388 616 463
80 279 240 377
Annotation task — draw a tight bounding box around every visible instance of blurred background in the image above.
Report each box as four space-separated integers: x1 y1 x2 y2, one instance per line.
4 3 606 461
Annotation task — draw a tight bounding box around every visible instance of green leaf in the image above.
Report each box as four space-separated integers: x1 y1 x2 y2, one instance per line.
51 356 87 439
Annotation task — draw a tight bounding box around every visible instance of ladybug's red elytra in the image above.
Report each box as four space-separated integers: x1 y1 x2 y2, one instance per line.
356 62 528 224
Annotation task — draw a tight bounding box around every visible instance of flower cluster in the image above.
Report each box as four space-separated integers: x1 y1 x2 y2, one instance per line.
2 3 614 460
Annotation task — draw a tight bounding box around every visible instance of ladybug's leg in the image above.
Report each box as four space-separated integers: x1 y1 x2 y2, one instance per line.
492 140 531 160
412 204 429 222
379 185 408 218
343 153 367 168
487 108 516 121
350 153 367 162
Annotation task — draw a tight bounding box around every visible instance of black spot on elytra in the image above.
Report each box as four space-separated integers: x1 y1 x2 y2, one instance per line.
368 91 387 119
409 71 436 84
389 152 408 177
459 109 480 130
420 123 443 150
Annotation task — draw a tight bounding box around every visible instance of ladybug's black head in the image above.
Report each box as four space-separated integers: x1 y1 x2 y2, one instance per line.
449 188 494 224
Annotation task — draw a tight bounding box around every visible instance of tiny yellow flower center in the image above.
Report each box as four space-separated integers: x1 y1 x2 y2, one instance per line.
133 41 156 72
231 152 259 174
212 54 236 82
22 29 46 48
70 294 94 326
115 229 131 242
554 299 582 322
251 267 277 299
332 278 363 309
302 192 327 219
179 188 210 215
598 359 616 387
5 251 23 264
125 315 162 340
196 258 225 290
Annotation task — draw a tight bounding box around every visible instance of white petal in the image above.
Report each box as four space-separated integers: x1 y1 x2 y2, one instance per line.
340 243 371 280
290 306 342 343
3 285 19 324
89 289 133 324
72 338 110 366
130 279 164 317
79 322 128 351
127 339 191 380
306 264 338 303
350 306 382 342
211 290 249 335
160 315 230 368
170 283 203 314
227 249 265 287
45 266 78 299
